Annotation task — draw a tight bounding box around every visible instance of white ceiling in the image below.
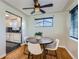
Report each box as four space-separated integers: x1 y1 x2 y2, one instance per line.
2 0 70 15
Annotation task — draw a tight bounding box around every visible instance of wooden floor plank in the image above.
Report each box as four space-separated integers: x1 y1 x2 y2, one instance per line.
57 47 72 59
1 45 72 59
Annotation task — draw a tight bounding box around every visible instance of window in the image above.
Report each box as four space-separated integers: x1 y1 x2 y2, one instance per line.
35 17 53 27
69 5 78 39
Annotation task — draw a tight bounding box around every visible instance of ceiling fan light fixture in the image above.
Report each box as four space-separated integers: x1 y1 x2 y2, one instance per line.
35 7 40 12
32 10 41 15
22 0 53 15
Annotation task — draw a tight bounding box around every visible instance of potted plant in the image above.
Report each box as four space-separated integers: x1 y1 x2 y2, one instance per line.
35 32 42 39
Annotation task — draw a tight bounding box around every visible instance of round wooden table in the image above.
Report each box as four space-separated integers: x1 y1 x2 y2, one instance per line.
26 37 53 44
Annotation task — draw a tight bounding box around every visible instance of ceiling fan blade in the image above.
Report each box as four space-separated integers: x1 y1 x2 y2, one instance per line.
23 7 34 10
31 10 35 14
40 4 53 8
40 9 46 13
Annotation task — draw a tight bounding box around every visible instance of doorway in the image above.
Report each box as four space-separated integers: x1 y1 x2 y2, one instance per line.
5 11 22 53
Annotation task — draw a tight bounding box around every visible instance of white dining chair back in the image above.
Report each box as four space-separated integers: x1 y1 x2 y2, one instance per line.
46 39 59 50
28 42 43 55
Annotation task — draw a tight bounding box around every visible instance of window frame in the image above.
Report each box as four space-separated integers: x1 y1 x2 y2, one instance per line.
35 17 53 27
69 5 78 39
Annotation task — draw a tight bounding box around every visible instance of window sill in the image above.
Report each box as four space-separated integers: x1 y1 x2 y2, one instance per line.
69 37 78 42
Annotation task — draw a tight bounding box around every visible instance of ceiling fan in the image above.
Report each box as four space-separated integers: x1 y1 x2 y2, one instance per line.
22 0 53 14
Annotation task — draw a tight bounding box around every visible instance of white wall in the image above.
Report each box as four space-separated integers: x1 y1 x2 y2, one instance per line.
0 10 6 58
27 12 68 46
0 1 28 58
65 0 78 59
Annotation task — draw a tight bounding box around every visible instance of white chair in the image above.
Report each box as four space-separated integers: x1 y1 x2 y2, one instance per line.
28 42 43 59
45 39 59 58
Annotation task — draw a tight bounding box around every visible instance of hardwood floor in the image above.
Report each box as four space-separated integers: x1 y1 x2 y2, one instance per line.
2 45 72 59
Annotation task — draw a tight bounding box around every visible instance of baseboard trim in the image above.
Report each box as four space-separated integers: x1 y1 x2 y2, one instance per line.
0 54 6 58
59 46 75 59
